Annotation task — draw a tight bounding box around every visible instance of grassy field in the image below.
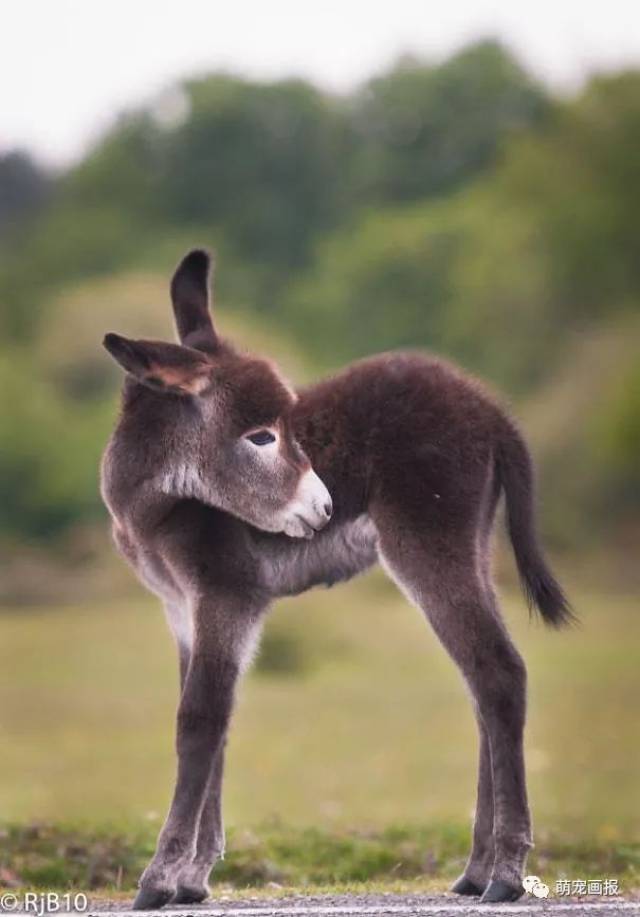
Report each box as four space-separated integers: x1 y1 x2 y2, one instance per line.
0 571 638 891
3 821 638 894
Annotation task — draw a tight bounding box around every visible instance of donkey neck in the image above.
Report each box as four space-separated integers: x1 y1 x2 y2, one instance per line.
102 382 200 523
291 377 373 524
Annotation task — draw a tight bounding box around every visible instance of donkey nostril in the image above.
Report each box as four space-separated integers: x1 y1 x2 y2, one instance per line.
323 500 333 518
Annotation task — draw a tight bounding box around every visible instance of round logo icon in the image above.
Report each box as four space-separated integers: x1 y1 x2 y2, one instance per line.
524 875 550 898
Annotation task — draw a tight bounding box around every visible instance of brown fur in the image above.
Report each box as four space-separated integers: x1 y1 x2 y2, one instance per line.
101 250 571 909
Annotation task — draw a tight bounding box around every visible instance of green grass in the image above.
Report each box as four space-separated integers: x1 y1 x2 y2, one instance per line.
2 822 638 893
0 572 638 892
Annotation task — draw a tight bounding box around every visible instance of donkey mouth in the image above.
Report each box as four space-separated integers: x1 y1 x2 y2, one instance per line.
294 514 319 539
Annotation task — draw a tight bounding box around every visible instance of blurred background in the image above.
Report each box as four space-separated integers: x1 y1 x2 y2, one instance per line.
0 0 638 893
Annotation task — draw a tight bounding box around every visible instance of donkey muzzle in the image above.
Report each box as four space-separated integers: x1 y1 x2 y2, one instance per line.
283 468 332 539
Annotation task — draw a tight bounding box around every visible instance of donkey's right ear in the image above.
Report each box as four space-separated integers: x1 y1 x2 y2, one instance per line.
170 248 219 354
103 333 153 376
103 333 213 395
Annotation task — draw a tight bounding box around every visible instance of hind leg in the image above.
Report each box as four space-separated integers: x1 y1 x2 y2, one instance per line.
377 525 531 902
451 715 494 895
451 515 501 896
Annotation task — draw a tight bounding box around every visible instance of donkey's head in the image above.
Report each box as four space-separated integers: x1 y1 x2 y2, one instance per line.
103 250 332 539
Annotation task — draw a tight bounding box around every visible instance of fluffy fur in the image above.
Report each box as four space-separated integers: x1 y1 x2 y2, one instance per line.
101 249 571 910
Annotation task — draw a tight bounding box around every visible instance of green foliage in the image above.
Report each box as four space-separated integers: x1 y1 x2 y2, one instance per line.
0 41 639 551
284 198 471 368
0 353 112 539
589 357 640 518
0 151 51 237
162 77 350 277
497 72 640 317
0 40 546 343
349 40 549 204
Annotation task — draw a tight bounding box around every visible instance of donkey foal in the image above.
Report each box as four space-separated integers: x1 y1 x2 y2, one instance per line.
101 249 572 909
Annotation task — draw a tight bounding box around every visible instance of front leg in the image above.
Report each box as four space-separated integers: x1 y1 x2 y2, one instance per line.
164 600 227 905
134 599 261 910
173 743 226 904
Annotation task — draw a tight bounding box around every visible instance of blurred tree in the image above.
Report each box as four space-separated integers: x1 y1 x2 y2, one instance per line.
494 71 640 319
1 47 639 553
161 77 351 290
0 353 111 539
348 40 549 204
283 199 465 368
282 185 559 393
0 203 148 339
0 150 52 237
64 112 166 219
590 356 640 521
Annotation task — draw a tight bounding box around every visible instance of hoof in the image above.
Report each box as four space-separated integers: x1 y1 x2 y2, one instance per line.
173 884 210 905
132 886 174 910
451 875 485 896
480 879 524 903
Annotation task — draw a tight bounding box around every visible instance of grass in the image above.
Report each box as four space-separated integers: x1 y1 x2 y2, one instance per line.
0 571 638 893
2 821 638 894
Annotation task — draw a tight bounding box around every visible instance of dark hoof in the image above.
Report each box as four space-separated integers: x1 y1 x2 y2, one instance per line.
173 884 209 905
451 875 485 896
132 886 174 910
480 879 524 903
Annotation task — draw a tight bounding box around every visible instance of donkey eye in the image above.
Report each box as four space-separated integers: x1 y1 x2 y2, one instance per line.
247 430 276 446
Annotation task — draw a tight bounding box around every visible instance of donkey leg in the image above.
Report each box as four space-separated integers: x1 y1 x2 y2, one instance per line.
477 650 531 904
379 538 531 903
173 742 226 903
162 601 224 904
163 599 192 690
134 601 255 910
451 715 494 895
452 541 497 895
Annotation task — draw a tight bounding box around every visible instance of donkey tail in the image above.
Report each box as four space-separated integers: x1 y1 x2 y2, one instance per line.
496 423 574 627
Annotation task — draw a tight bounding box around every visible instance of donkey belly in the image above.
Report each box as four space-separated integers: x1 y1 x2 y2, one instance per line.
262 514 379 597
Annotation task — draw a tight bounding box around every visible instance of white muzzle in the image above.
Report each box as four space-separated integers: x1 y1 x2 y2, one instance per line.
282 468 333 539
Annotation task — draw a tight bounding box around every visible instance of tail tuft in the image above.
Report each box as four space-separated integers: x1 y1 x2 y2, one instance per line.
516 553 575 629
497 426 575 628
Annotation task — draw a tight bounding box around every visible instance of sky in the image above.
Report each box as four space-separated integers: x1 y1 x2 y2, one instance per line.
3 0 640 167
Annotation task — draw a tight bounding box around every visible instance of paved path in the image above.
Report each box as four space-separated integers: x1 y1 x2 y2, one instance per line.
85 891 640 917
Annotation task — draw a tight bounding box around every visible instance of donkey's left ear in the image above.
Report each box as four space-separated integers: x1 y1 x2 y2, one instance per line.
103 333 213 395
170 248 219 354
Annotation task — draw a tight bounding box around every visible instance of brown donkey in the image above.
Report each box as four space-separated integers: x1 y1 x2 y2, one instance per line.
101 249 572 909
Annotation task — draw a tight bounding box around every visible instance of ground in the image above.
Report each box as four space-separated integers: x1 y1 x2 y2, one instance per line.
84 890 640 916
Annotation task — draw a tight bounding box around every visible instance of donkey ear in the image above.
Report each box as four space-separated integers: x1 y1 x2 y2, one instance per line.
170 248 218 353
103 333 212 395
